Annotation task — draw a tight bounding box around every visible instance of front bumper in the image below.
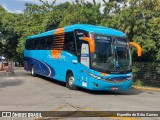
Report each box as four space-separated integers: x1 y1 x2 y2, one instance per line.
88 78 132 91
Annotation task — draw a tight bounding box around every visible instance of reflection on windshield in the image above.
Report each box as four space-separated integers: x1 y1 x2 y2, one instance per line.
91 35 132 73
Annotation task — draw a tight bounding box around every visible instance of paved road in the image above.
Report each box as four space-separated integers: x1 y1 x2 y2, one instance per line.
0 68 159 120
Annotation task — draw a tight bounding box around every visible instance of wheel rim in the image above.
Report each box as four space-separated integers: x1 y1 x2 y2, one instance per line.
69 76 74 87
31 67 34 75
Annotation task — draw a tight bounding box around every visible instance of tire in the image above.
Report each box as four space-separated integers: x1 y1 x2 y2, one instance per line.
31 65 36 77
66 72 77 90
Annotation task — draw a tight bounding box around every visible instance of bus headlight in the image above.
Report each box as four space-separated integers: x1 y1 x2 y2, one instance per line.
85 70 131 83
85 71 103 80
126 76 132 80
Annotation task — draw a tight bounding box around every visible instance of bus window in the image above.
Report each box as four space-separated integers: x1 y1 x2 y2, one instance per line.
30 39 34 50
45 37 52 50
35 38 39 50
75 29 89 40
64 32 76 54
38 37 45 50
25 40 30 50
34 39 39 50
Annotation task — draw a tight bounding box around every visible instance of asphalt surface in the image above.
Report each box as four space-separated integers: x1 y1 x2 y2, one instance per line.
0 67 159 120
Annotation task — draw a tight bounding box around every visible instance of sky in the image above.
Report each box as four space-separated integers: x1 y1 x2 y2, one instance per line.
0 0 103 14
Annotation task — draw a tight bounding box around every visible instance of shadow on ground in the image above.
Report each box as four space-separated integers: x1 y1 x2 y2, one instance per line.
35 74 143 96
0 79 24 88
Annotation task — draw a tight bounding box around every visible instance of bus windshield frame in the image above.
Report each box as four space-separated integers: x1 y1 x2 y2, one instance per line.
91 34 132 74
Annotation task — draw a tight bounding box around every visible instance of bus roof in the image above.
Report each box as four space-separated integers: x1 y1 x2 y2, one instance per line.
26 24 126 39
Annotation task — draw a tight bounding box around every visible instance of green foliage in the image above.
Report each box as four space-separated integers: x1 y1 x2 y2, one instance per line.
0 0 160 63
133 79 143 86
132 65 140 84
0 5 20 60
102 0 160 62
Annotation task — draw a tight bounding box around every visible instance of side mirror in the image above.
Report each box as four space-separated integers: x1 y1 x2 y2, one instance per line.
129 42 142 57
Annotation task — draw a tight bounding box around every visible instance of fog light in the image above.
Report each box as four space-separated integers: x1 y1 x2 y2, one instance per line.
93 83 99 88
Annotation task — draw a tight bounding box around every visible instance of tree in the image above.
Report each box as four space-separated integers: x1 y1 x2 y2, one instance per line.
102 0 160 62
0 5 20 60
0 0 160 62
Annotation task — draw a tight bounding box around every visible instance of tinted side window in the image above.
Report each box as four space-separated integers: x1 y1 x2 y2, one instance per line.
39 37 47 50
30 39 35 50
39 37 46 49
64 32 76 54
34 38 39 50
25 39 37 50
74 29 89 41
25 40 30 50
45 36 53 50
25 35 53 50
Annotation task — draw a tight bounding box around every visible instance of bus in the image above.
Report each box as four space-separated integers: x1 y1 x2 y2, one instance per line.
24 24 142 91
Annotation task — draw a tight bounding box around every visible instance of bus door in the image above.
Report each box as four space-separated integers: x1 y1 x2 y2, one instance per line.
79 42 90 88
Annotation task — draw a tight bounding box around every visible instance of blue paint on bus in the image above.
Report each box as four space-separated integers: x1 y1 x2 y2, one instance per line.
24 24 132 91
26 24 126 39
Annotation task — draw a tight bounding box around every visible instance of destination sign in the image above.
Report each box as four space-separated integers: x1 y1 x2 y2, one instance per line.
95 36 111 40
95 35 128 46
95 35 111 43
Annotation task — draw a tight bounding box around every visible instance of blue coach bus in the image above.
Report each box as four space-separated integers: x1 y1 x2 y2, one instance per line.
24 24 142 91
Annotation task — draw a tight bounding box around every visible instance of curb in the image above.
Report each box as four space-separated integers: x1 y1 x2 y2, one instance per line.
133 86 160 92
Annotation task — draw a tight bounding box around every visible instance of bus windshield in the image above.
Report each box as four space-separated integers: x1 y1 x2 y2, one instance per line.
91 35 132 73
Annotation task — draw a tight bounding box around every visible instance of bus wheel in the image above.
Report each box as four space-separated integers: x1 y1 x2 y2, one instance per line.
66 72 77 90
31 65 36 77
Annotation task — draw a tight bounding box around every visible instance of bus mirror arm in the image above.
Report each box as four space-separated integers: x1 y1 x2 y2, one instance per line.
129 42 142 57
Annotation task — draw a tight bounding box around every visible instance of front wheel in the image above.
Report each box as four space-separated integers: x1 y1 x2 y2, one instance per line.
66 72 77 90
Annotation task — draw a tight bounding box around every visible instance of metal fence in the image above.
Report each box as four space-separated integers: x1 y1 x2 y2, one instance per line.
132 62 160 88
